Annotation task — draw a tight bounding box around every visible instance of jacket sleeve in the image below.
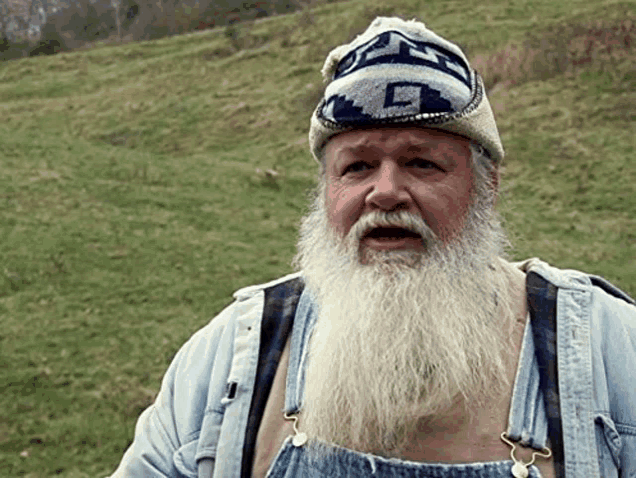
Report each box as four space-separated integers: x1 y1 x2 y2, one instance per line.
590 284 636 476
106 303 237 478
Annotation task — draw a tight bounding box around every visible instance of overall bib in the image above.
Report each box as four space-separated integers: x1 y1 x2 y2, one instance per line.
263 274 558 477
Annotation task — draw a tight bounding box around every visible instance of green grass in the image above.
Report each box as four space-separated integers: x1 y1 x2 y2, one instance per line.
1 0 635 475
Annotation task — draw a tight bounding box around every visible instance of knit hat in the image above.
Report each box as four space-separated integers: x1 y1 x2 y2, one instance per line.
308 17 504 164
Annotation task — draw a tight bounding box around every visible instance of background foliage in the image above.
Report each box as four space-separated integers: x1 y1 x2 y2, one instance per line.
1 0 306 60
0 0 635 476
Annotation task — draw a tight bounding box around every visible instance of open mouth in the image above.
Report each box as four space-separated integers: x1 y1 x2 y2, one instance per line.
364 226 422 240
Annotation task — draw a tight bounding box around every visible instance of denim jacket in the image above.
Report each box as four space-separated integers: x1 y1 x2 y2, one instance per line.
108 258 636 478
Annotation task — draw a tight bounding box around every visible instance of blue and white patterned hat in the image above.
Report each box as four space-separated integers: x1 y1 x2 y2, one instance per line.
308 17 504 164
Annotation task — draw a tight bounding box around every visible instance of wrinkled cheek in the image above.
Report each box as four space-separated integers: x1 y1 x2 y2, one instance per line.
328 186 360 238
428 206 469 244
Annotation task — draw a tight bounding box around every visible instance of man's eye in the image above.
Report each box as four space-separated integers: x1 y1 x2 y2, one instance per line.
408 158 441 170
343 159 442 175
344 162 371 174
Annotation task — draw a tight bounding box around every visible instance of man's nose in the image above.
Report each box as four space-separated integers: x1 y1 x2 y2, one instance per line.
366 161 412 210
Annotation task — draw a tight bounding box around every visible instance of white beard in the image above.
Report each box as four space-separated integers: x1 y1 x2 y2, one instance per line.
290 178 519 458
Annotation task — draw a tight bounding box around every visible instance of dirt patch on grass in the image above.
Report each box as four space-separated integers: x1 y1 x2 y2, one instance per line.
473 14 635 91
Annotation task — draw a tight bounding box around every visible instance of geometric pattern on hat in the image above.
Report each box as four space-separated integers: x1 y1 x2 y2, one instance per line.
333 31 470 86
309 17 505 164
320 29 472 125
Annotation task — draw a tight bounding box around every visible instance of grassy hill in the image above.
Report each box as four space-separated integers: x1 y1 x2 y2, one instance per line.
1 0 634 475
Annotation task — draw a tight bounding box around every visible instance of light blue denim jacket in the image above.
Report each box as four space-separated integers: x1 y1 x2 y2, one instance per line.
108 258 636 478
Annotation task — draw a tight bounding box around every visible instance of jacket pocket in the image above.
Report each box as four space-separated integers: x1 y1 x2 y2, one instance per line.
594 413 622 472
174 438 200 478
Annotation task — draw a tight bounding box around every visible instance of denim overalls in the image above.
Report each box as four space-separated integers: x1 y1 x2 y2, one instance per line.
264 286 552 477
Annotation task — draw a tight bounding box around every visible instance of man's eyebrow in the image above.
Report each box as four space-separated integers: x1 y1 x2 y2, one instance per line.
404 144 434 153
338 144 369 155
333 144 371 164
402 143 459 166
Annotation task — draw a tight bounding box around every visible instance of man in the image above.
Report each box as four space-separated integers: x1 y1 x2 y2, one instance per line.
109 17 636 478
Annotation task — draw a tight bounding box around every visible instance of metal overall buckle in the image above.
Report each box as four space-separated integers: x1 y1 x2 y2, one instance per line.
500 432 552 478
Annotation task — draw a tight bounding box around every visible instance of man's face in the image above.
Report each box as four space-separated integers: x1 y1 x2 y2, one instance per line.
324 127 475 258
294 126 515 456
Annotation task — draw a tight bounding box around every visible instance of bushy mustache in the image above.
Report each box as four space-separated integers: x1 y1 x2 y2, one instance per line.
345 210 439 250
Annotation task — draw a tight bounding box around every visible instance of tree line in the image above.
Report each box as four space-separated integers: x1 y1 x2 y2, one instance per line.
1 0 304 61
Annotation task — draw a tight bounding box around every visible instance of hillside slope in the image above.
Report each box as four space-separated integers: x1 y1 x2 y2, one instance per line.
0 0 634 475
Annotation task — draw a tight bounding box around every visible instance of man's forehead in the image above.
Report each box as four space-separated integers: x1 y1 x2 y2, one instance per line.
325 127 472 160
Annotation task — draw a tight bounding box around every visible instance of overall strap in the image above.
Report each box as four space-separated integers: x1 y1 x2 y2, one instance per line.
526 271 566 478
240 277 305 478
